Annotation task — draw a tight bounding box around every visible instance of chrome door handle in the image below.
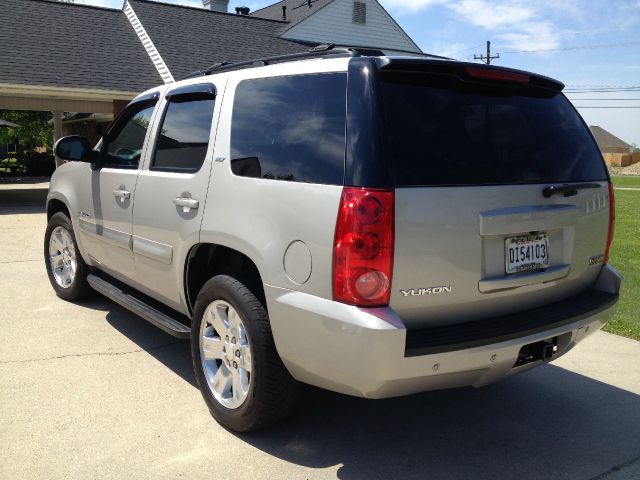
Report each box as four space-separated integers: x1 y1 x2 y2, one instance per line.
113 189 131 202
173 197 199 212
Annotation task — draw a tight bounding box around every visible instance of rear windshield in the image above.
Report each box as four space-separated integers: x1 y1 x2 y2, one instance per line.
379 73 608 186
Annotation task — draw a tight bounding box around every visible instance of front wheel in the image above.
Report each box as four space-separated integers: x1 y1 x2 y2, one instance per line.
44 212 92 301
191 275 299 432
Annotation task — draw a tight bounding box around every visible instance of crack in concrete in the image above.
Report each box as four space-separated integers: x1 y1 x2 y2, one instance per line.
588 454 640 480
0 259 40 264
0 340 183 365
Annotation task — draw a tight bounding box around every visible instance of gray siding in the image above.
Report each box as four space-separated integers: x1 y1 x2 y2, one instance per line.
281 0 420 53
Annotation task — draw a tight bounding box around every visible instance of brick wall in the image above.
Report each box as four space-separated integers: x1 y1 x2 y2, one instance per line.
604 151 640 167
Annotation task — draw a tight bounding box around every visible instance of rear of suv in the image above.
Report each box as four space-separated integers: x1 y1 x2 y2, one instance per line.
47 46 621 432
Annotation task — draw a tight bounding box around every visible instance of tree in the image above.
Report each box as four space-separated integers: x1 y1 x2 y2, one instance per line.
0 110 54 154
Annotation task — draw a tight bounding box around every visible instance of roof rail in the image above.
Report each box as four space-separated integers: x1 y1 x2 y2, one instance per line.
183 43 385 79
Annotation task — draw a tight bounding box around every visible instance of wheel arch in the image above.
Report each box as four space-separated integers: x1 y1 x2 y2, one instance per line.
184 243 266 314
46 197 71 221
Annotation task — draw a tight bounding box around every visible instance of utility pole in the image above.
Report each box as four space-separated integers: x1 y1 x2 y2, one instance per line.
474 41 500 64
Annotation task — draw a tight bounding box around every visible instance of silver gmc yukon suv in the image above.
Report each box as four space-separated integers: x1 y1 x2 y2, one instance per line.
47 45 622 432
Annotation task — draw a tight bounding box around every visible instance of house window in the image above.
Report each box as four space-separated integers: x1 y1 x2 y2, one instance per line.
352 1 366 24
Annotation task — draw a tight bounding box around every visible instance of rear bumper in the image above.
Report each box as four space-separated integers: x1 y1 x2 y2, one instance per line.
266 265 622 399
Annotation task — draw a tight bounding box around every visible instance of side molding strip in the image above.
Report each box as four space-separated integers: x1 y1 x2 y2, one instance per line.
78 217 132 251
132 235 173 265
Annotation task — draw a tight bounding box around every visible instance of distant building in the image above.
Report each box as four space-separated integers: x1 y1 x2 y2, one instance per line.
590 126 632 154
589 126 635 167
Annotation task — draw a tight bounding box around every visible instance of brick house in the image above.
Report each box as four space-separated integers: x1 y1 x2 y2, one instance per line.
589 126 636 167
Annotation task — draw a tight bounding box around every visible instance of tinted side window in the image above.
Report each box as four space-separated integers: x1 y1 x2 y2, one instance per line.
152 98 215 172
231 73 347 185
104 104 156 168
380 74 608 186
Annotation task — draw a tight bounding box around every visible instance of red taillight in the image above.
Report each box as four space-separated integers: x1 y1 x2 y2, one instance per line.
333 187 394 307
604 182 615 264
465 67 530 84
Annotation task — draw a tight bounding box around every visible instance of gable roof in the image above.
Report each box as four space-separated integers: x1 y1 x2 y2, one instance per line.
0 0 314 95
0 0 161 92
251 0 335 28
128 0 310 81
252 0 421 53
589 126 632 150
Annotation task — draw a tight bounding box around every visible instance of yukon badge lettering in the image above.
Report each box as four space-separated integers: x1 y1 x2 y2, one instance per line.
400 286 452 297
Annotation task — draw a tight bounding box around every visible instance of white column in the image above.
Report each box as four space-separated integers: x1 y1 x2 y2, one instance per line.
52 110 64 168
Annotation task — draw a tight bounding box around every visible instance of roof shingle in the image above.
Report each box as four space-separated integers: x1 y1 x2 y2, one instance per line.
128 0 314 81
589 126 632 150
0 0 162 92
0 0 316 94
251 0 334 28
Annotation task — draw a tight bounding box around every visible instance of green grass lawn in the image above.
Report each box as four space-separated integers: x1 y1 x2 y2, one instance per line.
603 187 640 340
611 175 640 188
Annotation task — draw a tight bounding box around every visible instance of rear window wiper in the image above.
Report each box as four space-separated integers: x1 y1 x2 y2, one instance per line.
543 182 602 198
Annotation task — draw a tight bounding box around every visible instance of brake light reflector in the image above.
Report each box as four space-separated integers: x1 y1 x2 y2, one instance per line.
604 182 615 264
465 67 530 84
333 188 394 307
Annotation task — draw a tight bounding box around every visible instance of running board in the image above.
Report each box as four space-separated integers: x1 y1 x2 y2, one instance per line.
87 274 191 339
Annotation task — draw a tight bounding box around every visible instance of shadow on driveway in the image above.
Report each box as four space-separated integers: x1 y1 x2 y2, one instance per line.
89 295 640 480
0 187 48 215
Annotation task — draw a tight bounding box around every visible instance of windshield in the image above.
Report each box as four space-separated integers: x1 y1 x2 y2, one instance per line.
379 73 608 187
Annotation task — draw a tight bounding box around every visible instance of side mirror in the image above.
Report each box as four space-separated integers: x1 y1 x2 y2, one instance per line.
54 136 93 162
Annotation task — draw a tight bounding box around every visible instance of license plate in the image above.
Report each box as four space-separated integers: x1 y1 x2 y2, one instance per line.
505 234 549 274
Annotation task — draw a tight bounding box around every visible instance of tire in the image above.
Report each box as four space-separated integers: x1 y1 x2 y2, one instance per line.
44 211 93 301
191 275 299 432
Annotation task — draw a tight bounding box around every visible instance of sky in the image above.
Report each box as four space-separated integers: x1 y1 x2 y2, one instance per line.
72 0 640 145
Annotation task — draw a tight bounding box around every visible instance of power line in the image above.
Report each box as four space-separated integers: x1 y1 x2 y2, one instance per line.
567 91 640 94
567 84 640 88
566 86 640 89
565 88 640 93
574 106 640 109
446 43 485 57
565 98 640 101
503 40 640 54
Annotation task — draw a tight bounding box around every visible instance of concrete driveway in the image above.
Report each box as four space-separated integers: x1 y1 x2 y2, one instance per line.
1 181 639 480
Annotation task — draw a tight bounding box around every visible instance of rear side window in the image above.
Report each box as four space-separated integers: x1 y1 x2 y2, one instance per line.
380 74 608 186
152 98 215 172
230 73 347 185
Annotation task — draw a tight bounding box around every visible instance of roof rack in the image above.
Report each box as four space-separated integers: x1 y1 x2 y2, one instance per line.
183 43 385 79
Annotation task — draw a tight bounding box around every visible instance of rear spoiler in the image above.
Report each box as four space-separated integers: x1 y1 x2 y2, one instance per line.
374 58 565 92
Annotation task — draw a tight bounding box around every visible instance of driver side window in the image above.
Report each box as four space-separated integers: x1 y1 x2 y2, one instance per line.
103 103 156 168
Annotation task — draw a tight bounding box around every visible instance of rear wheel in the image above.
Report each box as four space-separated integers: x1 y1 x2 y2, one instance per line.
44 212 92 301
191 275 299 432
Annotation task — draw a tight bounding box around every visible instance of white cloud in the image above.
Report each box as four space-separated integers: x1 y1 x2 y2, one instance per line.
448 0 534 29
382 0 563 52
498 22 560 52
429 41 469 57
381 0 450 13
